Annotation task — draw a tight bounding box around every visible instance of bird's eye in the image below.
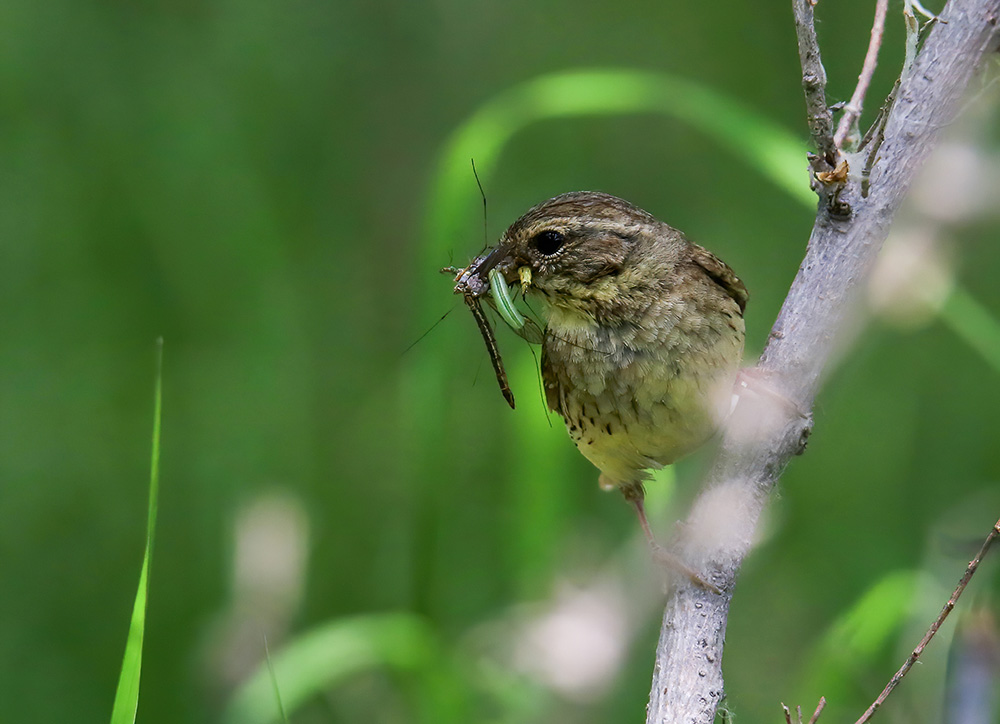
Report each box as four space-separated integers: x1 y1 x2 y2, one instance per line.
532 230 565 256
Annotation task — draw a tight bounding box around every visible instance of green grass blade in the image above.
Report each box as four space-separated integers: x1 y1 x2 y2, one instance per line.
801 570 920 714
109 338 164 724
937 285 1000 376
262 634 290 724
419 67 811 281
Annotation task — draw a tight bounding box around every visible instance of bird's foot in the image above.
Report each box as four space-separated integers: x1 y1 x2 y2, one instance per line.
649 542 723 595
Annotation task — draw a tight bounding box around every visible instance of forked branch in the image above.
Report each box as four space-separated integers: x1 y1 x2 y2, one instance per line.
644 1 1000 722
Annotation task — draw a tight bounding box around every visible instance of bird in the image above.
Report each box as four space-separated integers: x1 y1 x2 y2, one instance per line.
453 191 748 573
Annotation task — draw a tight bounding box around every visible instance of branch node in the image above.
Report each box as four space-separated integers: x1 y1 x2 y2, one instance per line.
795 415 813 456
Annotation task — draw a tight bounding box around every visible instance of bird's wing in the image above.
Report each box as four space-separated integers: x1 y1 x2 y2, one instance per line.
690 245 749 313
540 341 563 415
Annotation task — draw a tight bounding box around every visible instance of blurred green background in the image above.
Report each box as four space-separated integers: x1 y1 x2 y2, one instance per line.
3 0 1000 722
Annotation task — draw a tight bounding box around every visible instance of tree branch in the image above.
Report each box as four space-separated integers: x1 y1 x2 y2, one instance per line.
834 0 890 149
793 0 837 167
645 1 1000 722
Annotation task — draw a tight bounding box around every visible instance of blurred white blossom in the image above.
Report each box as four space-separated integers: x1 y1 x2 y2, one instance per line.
512 578 631 701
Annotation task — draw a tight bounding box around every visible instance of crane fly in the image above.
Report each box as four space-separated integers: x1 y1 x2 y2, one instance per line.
464 293 515 408
443 161 541 408
442 249 541 409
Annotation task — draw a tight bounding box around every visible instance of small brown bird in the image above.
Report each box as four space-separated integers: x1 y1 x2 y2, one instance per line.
453 191 748 553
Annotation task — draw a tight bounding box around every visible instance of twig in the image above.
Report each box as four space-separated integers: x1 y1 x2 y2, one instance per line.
859 78 900 197
808 696 827 724
793 0 838 166
911 0 941 21
853 517 1000 724
782 698 827 724
903 0 922 81
834 0 890 149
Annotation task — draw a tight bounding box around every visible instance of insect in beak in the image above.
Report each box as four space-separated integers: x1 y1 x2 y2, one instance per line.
464 294 516 409
518 266 532 294
447 254 542 408
488 268 542 344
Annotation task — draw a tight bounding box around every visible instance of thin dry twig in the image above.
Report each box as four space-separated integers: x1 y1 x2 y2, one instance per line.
779 517 998 724
911 0 941 21
853 517 1000 724
793 0 837 166
859 78 900 197
835 0 890 149
903 0 923 79
808 697 827 724
782 696 827 724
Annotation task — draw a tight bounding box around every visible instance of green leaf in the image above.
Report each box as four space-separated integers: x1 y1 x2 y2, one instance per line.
109 338 164 724
262 634 290 724
419 67 811 283
223 613 441 724
802 570 920 707
938 285 1000 376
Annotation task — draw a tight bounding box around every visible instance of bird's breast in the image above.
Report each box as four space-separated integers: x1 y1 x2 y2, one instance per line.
542 309 743 484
